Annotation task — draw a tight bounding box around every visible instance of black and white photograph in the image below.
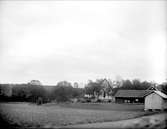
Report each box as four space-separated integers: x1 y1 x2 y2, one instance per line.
0 0 167 128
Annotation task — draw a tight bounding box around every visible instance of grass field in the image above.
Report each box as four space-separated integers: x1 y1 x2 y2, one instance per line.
0 102 151 128
58 102 145 111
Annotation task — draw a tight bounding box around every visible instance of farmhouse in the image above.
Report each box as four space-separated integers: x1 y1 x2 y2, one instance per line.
114 90 152 103
144 90 167 111
99 79 112 100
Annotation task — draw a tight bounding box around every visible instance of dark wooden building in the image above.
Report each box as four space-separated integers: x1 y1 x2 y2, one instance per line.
114 90 152 103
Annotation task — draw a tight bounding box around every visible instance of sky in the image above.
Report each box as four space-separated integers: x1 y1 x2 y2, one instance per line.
0 1 166 86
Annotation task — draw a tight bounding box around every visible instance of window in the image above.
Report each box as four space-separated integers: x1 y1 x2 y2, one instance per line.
135 99 139 102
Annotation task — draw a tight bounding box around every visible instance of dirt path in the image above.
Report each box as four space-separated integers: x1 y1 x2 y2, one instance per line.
62 113 167 129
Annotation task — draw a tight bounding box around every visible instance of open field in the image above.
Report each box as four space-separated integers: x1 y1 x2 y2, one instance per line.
58 102 145 111
0 102 154 128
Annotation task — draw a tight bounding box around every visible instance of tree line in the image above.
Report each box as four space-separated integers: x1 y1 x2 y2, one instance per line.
0 81 84 104
84 79 167 98
0 79 167 104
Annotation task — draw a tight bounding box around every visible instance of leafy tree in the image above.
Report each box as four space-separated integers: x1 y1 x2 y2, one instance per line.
12 84 29 101
140 81 152 90
121 80 133 89
52 81 73 102
85 84 94 96
112 79 153 95
53 85 73 102
72 88 84 98
158 82 167 94
85 80 102 98
27 84 46 103
132 79 141 89
0 84 12 97
28 80 42 85
73 82 79 88
57 81 72 87
0 84 12 102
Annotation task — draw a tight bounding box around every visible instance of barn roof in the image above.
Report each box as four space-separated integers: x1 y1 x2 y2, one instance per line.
114 90 153 98
149 90 167 99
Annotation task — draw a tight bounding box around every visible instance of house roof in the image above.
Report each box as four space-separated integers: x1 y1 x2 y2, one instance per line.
114 90 153 98
148 90 167 99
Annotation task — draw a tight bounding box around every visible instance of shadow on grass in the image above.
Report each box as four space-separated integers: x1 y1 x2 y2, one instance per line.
0 114 20 129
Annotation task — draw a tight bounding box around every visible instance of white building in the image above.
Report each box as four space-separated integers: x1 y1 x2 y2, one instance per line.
144 90 167 111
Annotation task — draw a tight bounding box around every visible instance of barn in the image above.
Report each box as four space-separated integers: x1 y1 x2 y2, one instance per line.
114 90 152 103
144 90 167 111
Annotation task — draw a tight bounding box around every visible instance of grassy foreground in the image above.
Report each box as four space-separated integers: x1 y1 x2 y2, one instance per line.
0 102 152 128
66 113 167 129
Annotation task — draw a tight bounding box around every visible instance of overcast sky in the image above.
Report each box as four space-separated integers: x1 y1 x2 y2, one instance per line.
0 1 166 86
